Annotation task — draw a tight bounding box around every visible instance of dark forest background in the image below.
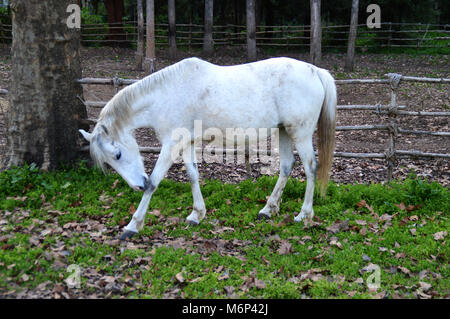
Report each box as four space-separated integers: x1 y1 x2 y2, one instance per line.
72 0 450 26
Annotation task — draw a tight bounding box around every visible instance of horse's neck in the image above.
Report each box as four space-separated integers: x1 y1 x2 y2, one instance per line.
123 84 165 131
115 58 200 131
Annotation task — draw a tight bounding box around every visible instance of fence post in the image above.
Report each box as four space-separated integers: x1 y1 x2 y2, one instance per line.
136 0 144 70
386 73 402 182
188 22 192 52
246 0 257 61
113 74 120 93
387 22 392 49
309 0 322 66
203 0 214 55
344 0 359 72
168 0 177 60
145 0 156 74
226 24 231 46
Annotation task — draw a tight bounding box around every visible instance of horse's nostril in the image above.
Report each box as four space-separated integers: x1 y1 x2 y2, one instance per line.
143 176 148 189
137 186 144 191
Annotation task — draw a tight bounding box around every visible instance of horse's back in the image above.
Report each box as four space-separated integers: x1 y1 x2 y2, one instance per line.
190 57 326 129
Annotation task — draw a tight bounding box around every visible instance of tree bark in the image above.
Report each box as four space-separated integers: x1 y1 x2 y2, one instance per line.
309 0 322 66
6 0 87 170
136 0 144 70
345 0 359 72
104 0 126 46
246 0 256 61
203 0 214 56
168 0 177 60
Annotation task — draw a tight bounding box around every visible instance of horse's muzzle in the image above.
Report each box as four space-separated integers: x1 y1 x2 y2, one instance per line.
143 176 154 192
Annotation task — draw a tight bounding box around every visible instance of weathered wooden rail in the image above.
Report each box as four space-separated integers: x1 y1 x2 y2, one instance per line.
1 21 449 50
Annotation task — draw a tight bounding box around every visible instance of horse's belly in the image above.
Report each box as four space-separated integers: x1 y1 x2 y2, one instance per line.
199 107 279 130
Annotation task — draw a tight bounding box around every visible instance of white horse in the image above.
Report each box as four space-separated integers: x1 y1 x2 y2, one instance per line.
79 57 336 240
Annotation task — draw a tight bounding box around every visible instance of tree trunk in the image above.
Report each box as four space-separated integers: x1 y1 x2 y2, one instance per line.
345 0 359 72
145 0 156 73
92 0 100 14
136 0 144 70
309 0 322 66
168 0 177 60
203 0 214 56
246 0 256 61
6 0 87 170
104 0 126 47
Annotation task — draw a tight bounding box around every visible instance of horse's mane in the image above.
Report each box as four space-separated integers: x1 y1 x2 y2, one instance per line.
97 57 204 139
90 57 205 170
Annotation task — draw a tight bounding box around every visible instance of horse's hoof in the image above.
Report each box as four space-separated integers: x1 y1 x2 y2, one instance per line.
294 212 311 223
257 213 270 220
294 215 304 223
119 230 138 241
186 219 199 226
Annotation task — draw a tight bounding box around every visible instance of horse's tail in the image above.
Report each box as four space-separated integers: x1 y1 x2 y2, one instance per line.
316 68 337 196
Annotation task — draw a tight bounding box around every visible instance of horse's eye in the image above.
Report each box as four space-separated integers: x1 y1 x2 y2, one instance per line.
115 151 121 160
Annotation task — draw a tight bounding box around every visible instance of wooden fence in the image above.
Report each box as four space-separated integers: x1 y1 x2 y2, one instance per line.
1 21 449 50
1 73 449 181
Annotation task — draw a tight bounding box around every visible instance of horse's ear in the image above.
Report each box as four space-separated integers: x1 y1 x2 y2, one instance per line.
79 129 92 142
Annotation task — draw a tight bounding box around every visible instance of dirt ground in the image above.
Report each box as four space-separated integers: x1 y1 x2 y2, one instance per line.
0 45 449 186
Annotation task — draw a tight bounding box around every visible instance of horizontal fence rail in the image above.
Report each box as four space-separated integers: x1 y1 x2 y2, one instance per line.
1 21 449 51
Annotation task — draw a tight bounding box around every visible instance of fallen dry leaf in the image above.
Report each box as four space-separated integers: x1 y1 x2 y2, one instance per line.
175 272 185 283
360 227 367 236
418 281 432 292
433 231 447 241
112 179 119 189
223 286 235 296
355 219 367 226
326 219 349 234
329 238 343 249
278 241 293 255
398 266 412 276
101 276 115 284
254 279 266 289
416 290 432 299
406 204 422 212
356 200 367 208
379 214 393 222
395 252 406 259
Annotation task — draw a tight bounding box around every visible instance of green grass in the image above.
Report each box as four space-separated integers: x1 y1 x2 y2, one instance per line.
0 163 448 299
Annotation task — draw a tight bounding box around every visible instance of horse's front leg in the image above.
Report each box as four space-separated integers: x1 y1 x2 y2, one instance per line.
183 145 206 225
120 143 175 240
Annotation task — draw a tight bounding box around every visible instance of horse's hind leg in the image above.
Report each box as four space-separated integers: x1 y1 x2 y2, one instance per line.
293 137 317 223
258 128 295 219
183 144 206 225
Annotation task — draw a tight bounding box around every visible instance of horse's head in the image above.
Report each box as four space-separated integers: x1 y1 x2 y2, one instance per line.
79 125 149 191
